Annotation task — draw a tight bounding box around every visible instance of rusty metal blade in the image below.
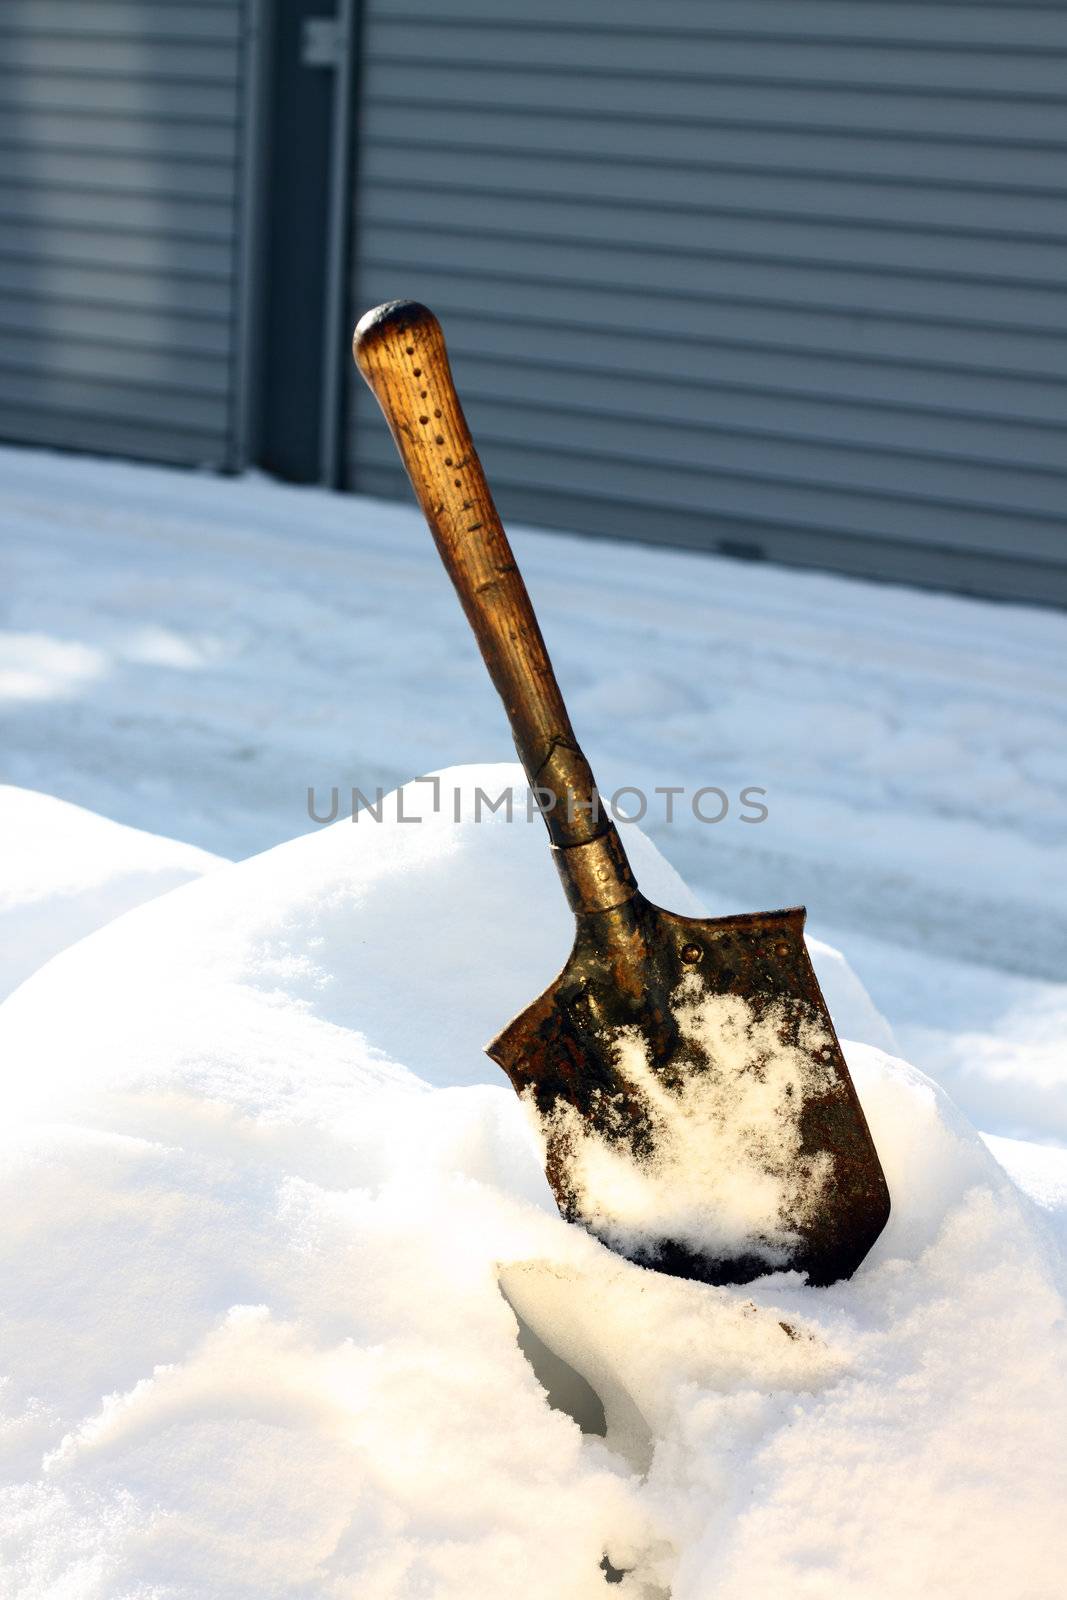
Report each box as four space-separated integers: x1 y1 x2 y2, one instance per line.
488 893 890 1287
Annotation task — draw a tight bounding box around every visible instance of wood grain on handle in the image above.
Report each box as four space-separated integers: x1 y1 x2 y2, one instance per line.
353 299 610 853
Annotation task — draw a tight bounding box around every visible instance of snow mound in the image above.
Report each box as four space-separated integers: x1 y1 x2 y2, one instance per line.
828 929 1067 1145
0 767 1063 1598
0 785 224 1000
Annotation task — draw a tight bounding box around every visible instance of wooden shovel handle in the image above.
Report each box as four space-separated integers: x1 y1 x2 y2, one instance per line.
353 300 625 876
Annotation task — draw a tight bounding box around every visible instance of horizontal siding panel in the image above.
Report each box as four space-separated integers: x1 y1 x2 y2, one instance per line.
0 184 235 242
0 35 239 83
362 103 1067 191
0 219 234 277
354 463 1067 609
0 68 237 121
369 22 1067 95
369 1 1067 53
363 142 1067 236
363 185 1066 284
0 146 237 201
350 417 1064 562
0 108 238 160
0 403 227 466
0 3 240 43
351 2 1067 602
368 64 1067 143
361 223 1067 331
0 256 232 315
2 367 229 433
348 387 1064 521
357 265 1067 395
0 329 230 394
0 0 242 470
0 293 232 357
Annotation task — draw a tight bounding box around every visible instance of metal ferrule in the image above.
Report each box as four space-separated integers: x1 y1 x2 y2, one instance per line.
530 739 603 846
551 823 639 914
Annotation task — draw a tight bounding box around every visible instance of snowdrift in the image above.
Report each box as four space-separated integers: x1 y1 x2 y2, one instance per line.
0 767 1063 1598
0 785 223 1000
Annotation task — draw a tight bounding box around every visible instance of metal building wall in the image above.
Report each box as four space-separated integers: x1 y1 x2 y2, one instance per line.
0 0 253 470
346 0 1067 606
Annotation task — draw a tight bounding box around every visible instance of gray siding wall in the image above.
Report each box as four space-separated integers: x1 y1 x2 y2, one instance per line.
346 0 1067 605
0 0 249 469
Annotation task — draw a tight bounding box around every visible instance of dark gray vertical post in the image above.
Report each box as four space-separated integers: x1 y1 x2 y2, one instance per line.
319 0 358 487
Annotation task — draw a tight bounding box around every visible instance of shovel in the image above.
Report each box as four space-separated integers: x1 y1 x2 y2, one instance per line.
354 300 889 1288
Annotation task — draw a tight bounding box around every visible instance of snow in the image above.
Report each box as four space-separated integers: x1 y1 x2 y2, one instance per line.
1 444 1066 1594
0 768 1064 1598
0 767 886 1132
0 785 223 1000
834 927 1067 1145
546 979 837 1270
2 444 1064 1141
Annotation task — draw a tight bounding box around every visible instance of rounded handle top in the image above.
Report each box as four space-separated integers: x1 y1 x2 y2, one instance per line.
353 299 440 374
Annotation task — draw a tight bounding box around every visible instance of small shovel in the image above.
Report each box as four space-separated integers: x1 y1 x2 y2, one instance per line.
354 301 889 1287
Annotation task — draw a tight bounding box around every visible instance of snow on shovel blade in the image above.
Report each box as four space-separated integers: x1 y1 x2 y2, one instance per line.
353 298 890 1288
489 895 889 1288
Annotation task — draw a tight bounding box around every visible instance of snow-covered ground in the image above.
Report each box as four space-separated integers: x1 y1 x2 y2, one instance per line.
0 785 223 1000
2 768 1065 1598
2 444 1065 1141
1 444 1066 1596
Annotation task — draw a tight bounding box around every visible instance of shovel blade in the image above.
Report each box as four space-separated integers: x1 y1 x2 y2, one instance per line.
488 893 889 1287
